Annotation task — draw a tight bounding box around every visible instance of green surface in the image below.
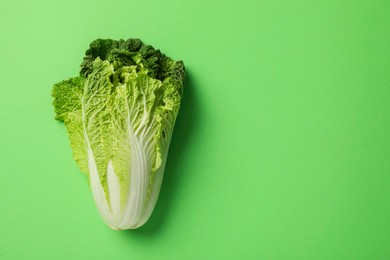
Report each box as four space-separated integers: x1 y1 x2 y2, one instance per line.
1 0 390 259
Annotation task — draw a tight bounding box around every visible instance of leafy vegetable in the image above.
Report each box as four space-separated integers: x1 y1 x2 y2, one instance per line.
52 38 185 229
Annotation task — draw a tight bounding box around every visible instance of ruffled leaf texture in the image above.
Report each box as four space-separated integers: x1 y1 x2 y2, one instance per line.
52 38 185 229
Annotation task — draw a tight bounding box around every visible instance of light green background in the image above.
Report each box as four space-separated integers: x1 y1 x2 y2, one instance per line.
1 0 390 259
